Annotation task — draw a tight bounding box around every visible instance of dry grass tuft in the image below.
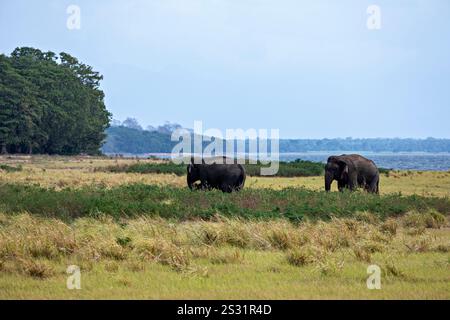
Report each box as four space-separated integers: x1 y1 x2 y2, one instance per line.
286 246 322 267
383 260 406 279
402 210 447 229
16 258 55 279
404 233 435 253
209 249 243 265
316 257 345 276
104 261 119 273
135 239 190 272
0 211 448 280
380 218 398 236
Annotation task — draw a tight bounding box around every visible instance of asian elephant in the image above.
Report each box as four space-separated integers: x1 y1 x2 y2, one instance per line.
187 157 246 193
325 154 379 193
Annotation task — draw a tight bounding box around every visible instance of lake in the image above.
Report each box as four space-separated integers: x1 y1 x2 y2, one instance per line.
111 152 450 171
277 152 450 171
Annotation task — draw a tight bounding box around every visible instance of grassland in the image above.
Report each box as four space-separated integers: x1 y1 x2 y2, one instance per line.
0 155 449 299
1 155 449 196
100 159 325 177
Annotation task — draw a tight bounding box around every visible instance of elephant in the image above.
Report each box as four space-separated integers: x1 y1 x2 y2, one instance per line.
187 157 246 193
325 154 379 193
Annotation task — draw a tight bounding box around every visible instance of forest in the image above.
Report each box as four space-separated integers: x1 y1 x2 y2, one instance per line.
104 122 450 155
0 47 111 155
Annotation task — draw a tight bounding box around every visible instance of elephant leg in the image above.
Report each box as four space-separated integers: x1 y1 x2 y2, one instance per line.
368 178 379 194
200 180 210 191
337 180 346 192
221 183 232 193
347 173 358 191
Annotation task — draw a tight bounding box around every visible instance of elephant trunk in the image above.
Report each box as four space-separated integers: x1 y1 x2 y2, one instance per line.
325 171 333 192
187 175 194 190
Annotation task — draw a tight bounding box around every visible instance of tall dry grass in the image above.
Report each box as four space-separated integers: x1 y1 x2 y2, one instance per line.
0 211 448 278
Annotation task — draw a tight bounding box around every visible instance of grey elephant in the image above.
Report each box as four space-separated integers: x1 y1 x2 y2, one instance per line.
187 157 246 193
325 154 379 193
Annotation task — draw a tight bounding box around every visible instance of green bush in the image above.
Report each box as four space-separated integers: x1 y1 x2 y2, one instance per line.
0 183 447 222
0 164 23 173
103 163 186 176
101 159 325 177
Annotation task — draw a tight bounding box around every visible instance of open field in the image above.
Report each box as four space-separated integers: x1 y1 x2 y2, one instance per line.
1 156 450 196
0 156 449 299
0 213 449 299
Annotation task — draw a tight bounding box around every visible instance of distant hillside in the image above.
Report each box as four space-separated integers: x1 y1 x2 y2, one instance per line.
102 126 450 154
102 126 177 154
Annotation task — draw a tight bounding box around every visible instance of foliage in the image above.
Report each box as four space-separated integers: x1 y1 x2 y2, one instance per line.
245 159 324 177
100 159 325 177
0 183 447 221
0 164 23 172
0 47 111 155
102 126 177 154
102 126 450 154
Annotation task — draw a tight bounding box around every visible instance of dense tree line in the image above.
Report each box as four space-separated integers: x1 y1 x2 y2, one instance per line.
103 125 177 154
0 47 111 154
103 124 450 154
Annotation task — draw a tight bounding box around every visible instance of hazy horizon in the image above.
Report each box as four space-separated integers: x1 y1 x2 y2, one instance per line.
110 118 450 140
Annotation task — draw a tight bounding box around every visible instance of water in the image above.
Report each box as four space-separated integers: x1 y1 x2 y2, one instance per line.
111 152 450 171
277 152 450 171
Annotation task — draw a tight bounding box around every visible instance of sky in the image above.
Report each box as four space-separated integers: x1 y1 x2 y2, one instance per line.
1 0 450 139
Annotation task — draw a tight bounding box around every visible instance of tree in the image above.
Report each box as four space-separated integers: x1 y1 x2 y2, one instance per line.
122 118 143 131
0 47 111 155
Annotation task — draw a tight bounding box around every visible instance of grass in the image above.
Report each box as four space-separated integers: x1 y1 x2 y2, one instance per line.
0 164 22 173
0 213 448 299
1 156 449 197
100 159 325 177
0 183 448 221
0 155 449 299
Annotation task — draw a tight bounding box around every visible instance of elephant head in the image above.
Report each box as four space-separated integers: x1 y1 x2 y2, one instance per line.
187 157 204 190
325 156 357 191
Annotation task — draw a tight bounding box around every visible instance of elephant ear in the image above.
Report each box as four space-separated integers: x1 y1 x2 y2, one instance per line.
340 164 349 179
336 158 356 176
327 156 338 163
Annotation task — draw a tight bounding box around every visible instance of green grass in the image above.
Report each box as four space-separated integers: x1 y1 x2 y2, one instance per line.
102 162 187 176
1 251 449 299
0 164 22 173
99 159 393 178
100 159 326 177
0 183 448 221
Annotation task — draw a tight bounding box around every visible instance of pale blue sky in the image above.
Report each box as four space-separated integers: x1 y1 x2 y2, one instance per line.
1 0 449 138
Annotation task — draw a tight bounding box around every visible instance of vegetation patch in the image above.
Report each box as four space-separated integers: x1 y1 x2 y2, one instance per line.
0 183 448 221
0 164 22 173
100 159 326 177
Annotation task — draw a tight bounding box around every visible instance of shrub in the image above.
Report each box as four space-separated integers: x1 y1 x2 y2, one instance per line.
0 164 23 173
100 159 325 177
380 219 398 236
286 246 318 267
135 239 190 272
402 210 447 229
0 183 448 222
17 258 54 279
